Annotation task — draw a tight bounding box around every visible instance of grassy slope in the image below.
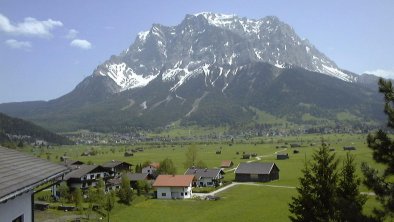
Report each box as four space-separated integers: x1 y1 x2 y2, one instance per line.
30 133 387 221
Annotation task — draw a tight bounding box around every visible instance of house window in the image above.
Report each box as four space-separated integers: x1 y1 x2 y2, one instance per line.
181 192 184 196
12 215 23 222
96 173 101 178
207 182 213 186
162 193 166 197
185 192 188 196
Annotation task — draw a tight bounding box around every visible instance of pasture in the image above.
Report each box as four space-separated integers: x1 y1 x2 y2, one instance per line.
30 133 384 221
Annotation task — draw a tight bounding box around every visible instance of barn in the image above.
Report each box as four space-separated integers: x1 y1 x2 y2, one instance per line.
235 162 279 182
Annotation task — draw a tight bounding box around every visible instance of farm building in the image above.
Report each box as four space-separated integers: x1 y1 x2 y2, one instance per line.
277 153 289 160
153 175 195 199
242 154 251 159
235 162 279 182
184 168 224 187
124 151 134 157
102 160 133 175
221 160 234 168
63 165 112 190
0 146 69 222
343 146 356 151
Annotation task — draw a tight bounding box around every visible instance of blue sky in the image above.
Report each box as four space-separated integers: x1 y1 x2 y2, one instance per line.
0 0 393 103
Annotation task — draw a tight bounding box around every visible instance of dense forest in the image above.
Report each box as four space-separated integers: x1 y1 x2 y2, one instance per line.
0 112 74 145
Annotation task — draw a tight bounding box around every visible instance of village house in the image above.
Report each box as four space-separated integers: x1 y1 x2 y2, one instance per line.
142 162 160 176
105 178 122 192
101 160 133 176
153 175 195 199
235 162 279 182
63 165 112 190
184 168 224 187
126 173 150 189
0 146 69 222
221 160 234 168
62 160 84 170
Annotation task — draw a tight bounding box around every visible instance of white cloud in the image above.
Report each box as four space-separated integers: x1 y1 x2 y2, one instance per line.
70 39 92 49
66 29 78 39
364 69 394 79
0 13 63 38
4 39 32 50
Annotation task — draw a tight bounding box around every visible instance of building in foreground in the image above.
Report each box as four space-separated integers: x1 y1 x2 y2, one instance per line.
153 175 195 199
0 146 69 222
235 162 279 182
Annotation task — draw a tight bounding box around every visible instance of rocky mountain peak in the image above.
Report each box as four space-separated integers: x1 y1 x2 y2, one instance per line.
92 12 358 93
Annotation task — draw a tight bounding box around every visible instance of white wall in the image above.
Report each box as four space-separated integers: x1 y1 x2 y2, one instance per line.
142 166 156 174
0 190 32 222
196 178 214 187
156 186 192 199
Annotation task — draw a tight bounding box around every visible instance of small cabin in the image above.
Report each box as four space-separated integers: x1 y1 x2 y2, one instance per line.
242 154 251 159
124 151 134 157
277 153 289 160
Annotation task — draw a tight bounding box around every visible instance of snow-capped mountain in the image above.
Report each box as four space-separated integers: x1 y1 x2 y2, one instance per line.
0 13 384 132
93 12 356 93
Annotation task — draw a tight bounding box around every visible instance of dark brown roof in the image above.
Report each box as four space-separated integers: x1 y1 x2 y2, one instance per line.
235 162 279 175
101 160 133 168
184 168 224 179
126 173 149 181
153 175 194 187
64 165 109 180
0 146 69 202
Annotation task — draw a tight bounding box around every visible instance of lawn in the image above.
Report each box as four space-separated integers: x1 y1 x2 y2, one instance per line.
111 185 297 222
27 133 387 221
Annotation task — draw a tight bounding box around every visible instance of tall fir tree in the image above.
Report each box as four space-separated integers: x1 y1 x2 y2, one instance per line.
289 143 339 222
337 153 367 222
361 78 394 221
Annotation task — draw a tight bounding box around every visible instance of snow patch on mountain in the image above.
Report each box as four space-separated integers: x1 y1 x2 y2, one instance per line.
101 63 158 90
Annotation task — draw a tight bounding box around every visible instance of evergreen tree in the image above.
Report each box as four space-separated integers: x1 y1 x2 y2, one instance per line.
157 158 177 175
118 174 133 205
361 78 394 221
337 153 367 222
289 143 339 222
289 162 316 222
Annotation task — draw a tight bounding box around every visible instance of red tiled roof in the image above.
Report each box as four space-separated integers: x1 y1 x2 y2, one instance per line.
153 175 194 187
221 160 233 167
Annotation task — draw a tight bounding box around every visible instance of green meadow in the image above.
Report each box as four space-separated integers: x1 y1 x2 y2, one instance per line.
31 133 386 221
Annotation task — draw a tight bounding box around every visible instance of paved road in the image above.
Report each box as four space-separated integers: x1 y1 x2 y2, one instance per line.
193 182 375 198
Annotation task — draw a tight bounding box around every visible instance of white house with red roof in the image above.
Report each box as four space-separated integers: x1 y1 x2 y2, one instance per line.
153 175 195 199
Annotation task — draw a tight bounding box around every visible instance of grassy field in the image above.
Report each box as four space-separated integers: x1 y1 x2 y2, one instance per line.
28 133 387 221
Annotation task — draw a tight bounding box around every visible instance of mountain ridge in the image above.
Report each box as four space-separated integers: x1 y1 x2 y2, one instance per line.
0 13 385 132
